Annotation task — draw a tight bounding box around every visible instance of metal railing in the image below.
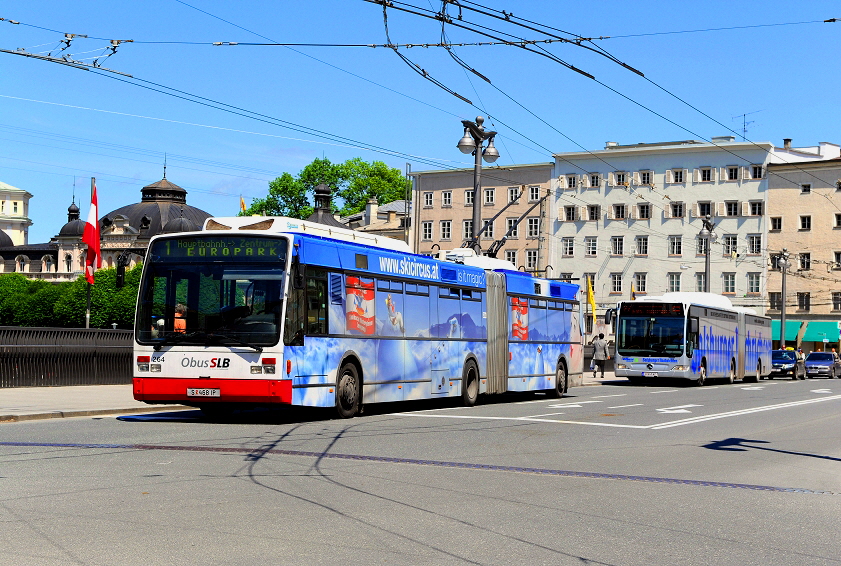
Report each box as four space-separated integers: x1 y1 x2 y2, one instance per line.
0 327 133 388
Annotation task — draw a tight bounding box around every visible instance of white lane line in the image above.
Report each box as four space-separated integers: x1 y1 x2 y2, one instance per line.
651 390 679 394
607 403 644 409
392 412 650 428
547 401 603 408
651 394 841 429
591 394 628 399
656 404 702 414
740 386 764 390
811 389 833 394
524 412 566 418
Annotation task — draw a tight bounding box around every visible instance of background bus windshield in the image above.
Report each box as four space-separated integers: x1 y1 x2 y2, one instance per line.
136 236 287 347
617 316 685 357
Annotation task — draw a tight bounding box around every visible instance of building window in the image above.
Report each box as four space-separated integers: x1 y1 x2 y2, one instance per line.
529 186 540 201
671 202 684 218
615 172 627 186
16 256 26 272
800 216 811 230
727 166 739 181
638 204 650 219
769 292 782 310
611 236 624 256
562 237 574 257
723 235 737 255
585 237 597 257
800 253 811 270
748 235 761 254
463 220 473 240
801 184 811 194
697 237 708 255
64 254 72 272
640 171 652 185
700 168 712 182
560 273 573 283
13 202 18 214
725 201 739 216
423 192 433 207
751 165 763 179
833 292 841 311
507 187 518 203
440 220 451 240
696 273 706 292
771 217 782 230
566 175 577 189
526 250 538 270
635 236 648 255
672 169 684 183
611 273 622 293
482 219 494 239
464 190 473 206
505 250 517 265
421 221 432 240
668 236 682 256
506 218 518 238
836 214 841 228
747 273 760 294
797 292 810 311
527 217 540 237
668 273 681 292
588 205 600 221
484 188 495 205
750 201 763 216
589 173 601 188
44 256 53 272
634 273 647 293
723 273 736 294
442 191 452 207
834 251 841 267
564 206 576 222
613 204 626 219
698 202 712 217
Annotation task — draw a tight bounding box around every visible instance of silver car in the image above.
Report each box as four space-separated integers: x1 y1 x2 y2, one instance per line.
804 352 841 379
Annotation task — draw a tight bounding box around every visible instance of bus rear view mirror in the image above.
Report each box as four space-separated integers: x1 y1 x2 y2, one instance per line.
292 256 305 290
689 318 699 334
604 309 613 326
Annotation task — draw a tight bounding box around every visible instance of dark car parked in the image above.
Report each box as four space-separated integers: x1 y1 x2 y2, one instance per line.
804 352 841 379
768 350 805 380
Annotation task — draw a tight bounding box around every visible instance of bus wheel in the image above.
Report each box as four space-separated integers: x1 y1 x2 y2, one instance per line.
695 364 707 387
547 361 567 398
726 360 735 385
751 361 762 383
336 363 360 419
462 360 479 407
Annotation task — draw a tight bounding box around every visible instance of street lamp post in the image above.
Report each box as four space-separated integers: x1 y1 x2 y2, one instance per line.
457 116 499 255
697 214 717 293
777 248 791 349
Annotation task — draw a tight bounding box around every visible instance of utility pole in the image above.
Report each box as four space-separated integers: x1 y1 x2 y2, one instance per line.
777 248 791 348
457 116 499 255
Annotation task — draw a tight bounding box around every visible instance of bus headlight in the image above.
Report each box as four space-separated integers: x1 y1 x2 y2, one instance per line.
616 364 627 370
150 364 162 372
671 366 688 371
250 366 263 374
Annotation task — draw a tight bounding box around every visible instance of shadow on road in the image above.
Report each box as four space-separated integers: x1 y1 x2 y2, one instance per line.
703 437 841 463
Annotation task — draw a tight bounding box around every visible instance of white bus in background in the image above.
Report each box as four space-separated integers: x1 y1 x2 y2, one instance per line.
608 292 772 386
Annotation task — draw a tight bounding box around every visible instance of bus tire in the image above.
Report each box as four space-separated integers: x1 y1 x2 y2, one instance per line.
461 359 479 407
336 362 360 419
695 363 707 387
747 361 761 383
726 360 735 385
547 361 567 398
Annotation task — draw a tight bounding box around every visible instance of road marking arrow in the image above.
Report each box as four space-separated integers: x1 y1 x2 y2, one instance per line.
657 404 702 414
547 401 602 408
740 386 764 390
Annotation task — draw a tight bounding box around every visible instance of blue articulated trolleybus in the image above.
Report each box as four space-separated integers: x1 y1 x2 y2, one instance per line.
609 292 771 386
133 216 584 417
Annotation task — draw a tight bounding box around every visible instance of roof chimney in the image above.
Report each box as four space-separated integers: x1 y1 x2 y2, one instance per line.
604 141 618 149
783 138 792 150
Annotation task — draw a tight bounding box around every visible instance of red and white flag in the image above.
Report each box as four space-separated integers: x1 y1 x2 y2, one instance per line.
82 178 101 284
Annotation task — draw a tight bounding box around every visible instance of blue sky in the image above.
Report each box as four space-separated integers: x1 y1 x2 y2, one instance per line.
1 0 839 243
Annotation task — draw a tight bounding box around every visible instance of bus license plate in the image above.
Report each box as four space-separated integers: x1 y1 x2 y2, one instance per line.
187 388 220 397
643 372 658 377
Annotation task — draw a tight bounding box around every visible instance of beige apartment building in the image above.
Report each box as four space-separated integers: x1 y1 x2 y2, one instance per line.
766 157 841 351
409 163 553 273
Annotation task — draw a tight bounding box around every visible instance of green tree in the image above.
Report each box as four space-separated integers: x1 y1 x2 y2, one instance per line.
335 158 410 217
0 273 30 325
53 264 143 328
243 172 312 218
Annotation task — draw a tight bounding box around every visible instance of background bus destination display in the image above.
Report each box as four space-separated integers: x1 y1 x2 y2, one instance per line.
620 303 683 316
150 236 287 261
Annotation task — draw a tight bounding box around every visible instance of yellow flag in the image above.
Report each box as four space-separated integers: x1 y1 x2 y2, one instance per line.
586 276 597 325
240 196 247 213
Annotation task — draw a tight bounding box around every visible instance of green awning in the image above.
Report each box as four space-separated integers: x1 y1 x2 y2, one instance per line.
771 320 802 341
802 321 840 342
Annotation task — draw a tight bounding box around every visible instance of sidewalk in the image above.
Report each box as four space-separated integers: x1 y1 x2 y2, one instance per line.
0 384 187 423
0 372 623 423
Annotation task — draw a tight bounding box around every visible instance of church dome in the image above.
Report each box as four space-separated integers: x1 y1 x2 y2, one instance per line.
0 229 13 248
58 219 86 237
161 214 200 234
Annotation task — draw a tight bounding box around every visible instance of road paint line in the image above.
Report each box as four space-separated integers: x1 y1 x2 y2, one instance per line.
651 394 841 429
740 386 764 390
525 412 566 418
657 404 702 414
811 389 833 394
607 404 644 409
591 394 627 399
547 401 603 408
650 390 679 394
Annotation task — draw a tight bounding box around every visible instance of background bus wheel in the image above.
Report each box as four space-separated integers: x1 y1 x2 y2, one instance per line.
462 360 479 407
547 362 567 398
336 363 360 419
726 360 735 384
695 364 707 387
754 362 762 382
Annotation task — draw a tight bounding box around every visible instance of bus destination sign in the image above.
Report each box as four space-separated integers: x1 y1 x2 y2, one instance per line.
151 236 287 261
620 303 683 316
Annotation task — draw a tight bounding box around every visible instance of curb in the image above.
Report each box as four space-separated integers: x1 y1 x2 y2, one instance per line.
0 404 191 423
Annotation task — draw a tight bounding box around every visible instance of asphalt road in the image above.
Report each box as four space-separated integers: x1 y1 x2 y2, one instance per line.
2 378 841 565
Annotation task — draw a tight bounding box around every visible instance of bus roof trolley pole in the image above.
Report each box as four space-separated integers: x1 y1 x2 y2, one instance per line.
486 193 550 258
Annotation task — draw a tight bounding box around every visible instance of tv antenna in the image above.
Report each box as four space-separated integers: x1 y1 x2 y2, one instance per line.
732 110 762 140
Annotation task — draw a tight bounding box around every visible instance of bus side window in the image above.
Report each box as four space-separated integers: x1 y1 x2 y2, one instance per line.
306 268 328 335
284 286 306 346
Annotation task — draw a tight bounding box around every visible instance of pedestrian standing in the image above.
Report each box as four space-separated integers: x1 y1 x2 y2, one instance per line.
592 332 610 379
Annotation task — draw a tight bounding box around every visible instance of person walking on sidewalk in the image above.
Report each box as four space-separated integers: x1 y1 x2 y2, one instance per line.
592 333 610 379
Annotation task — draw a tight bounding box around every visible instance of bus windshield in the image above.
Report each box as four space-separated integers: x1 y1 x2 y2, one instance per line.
616 316 685 357
136 235 288 347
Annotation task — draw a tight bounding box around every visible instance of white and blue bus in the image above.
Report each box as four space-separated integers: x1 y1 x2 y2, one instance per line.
133 216 584 417
609 292 771 386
